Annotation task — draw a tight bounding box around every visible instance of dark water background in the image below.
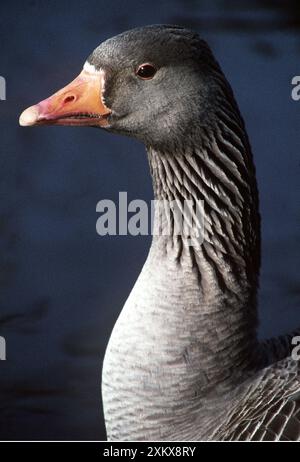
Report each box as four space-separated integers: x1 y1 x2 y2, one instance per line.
0 0 299 440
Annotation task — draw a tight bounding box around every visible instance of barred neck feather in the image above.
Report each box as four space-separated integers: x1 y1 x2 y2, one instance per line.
147 90 261 322
145 105 262 369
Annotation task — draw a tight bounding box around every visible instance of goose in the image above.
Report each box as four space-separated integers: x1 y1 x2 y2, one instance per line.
19 24 300 441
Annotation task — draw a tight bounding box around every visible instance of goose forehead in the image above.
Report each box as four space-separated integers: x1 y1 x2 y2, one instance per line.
88 29 201 69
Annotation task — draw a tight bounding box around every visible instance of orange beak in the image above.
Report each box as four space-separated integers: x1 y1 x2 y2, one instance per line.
19 69 111 127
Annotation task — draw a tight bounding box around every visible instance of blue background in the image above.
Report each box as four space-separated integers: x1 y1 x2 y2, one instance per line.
0 0 299 440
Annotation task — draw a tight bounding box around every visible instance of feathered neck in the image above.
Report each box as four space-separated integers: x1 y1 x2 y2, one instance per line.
146 100 262 374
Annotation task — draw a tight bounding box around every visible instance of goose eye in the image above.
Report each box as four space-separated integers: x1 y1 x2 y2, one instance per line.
136 63 157 80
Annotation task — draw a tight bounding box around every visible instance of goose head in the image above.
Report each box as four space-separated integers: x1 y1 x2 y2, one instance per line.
19 25 223 150
19 23 260 278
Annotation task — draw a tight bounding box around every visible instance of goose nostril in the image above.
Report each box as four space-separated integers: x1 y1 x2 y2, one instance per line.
63 95 76 104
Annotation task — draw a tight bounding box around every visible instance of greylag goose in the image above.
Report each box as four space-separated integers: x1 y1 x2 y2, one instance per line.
19 25 300 441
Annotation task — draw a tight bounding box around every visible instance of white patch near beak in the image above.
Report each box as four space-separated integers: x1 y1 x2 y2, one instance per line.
83 61 108 111
83 61 102 74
